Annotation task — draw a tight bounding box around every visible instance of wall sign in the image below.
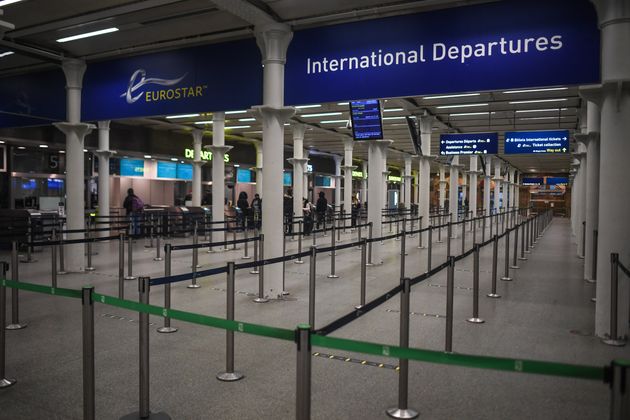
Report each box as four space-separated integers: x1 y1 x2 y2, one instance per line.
184 148 230 162
504 130 569 154
439 133 498 155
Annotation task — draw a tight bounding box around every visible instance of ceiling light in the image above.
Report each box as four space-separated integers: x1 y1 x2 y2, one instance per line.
194 120 214 125
0 140 4 143
238 118 256 122
515 108 569 113
509 98 568 105
382 116 406 120
39 144 48 148
449 112 496 117
302 112 342 118
144 155 152 159
0 51 14 58
56 27 119 43
83 149 88 152
0 0 25 6
518 116 569 121
284 123 290 126
383 108 404 112
436 103 489 109
337 102 349 106
59 150 65 153
233 164 240 167
423 93 481 100
224 125 251 129
503 87 568 94
320 120 349 124
244 131 263 134
295 104 321 109
165 113 199 119
17 146 25 149
171 158 178 161
225 110 247 115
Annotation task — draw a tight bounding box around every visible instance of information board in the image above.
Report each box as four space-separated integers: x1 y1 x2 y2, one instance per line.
350 100 383 140
283 172 292 186
157 161 177 179
120 159 144 177
522 177 544 186
439 133 498 155
237 168 253 183
504 130 569 154
176 163 193 180
546 177 568 185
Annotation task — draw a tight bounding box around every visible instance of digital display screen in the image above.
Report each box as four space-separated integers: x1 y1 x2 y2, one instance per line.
546 177 568 186
522 177 544 186
47 179 64 190
157 161 177 178
504 130 570 154
350 99 383 140
315 175 331 187
120 159 145 177
283 172 292 186
176 163 193 180
439 133 498 155
237 168 253 183
22 179 36 190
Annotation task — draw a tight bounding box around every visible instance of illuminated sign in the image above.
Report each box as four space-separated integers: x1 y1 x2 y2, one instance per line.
306 164 313 173
504 130 569 154
439 133 498 155
120 159 144 177
352 170 364 178
388 175 402 182
184 149 229 162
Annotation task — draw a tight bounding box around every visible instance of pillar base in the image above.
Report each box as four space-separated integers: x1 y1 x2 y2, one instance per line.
386 407 419 419
602 338 626 347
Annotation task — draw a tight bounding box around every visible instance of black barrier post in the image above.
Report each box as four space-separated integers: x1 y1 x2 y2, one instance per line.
242 224 251 260
250 231 260 275
609 361 630 419
400 230 407 279
188 230 201 289
85 229 95 272
461 220 466 255
446 222 452 258
395 217 401 241
427 227 432 273
328 224 338 279
281 231 290 297
588 230 598 284
82 286 95 420
501 229 512 281
51 229 58 288
519 221 528 261
489 212 493 239
487 236 501 299
355 239 367 310
295 222 304 264
445 257 455 353
295 324 312 420
217 262 244 381
482 213 486 243
253 234 268 303
58 221 67 275
367 222 373 266
511 224 520 269
417 216 423 249
6 242 26 330
356 222 362 250
525 218 532 254
157 244 177 334
0 262 16 388
154 233 163 262
386 277 419 419
467 244 485 323
602 253 626 346
308 246 317 328
437 217 443 243
125 233 135 281
118 233 125 298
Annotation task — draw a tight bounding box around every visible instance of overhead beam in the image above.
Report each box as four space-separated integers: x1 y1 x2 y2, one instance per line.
0 39 64 63
210 0 277 26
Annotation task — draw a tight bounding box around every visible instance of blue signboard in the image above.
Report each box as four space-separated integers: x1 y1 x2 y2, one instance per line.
547 177 568 185
237 168 253 183
439 132 498 155
283 172 292 186
315 175 332 187
176 163 193 180
120 159 144 177
157 161 177 179
350 100 383 140
522 177 544 186
504 130 569 154
285 0 599 105
47 179 64 190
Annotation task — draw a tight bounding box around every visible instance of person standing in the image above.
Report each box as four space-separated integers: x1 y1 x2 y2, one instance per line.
251 193 262 230
237 191 249 228
315 191 328 229
284 188 293 234
123 188 144 236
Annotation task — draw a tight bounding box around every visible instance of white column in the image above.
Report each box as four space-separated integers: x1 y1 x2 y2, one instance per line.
303 148 309 203
95 121 114 236
403 156 412 209
461 169 467 208
53 59 92 272
333 155 342 211
449 156 459 227
512 170 519 210
576 140 588 258
469 156 479 217
361 160 368 204
484 156 492 216
593 0 630 340
570 159 580 236
254 142 263 197
368 140 392 263
418 115 433 245
503 166 510 211
253 23 294 298
342 138 356 217
438 165 447 212
289 123 308 220
493 160 501 213
206 112 232 247
382 150 390 208
191 129 204 207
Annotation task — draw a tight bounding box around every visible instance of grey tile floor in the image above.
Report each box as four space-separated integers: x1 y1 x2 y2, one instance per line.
0 217 628 419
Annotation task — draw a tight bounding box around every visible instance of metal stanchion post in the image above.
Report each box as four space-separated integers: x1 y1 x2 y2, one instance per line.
489 212 493 239
409 216 415 238
427 227 432 273
445 257 455 353
524 218 532 254
461 220 466 254
355 239 367 310
328 224 338 278
588 230 598 284
472 215 477 245
356 223 362 250
253 234 268 303
188 230 201 289
386 277 419 419
579 221 586 259
437 217 443 243
125 233 135 280
518 222 527 261
511 225 520 269
337 216 342 243
51 230 58 288
609 361 630 420
400 231 406 279
467 244 485 323
217 262 244 381
157 244 177 334
295 221 304 264
232 227 237 251
250 232 260 274
192 222 201 269
58 227 67 275
395 217 401 241
85 231 95 271
154 234 163 262
487 236 501 298
482 214 486 243
118 233 125 298
308 246 317 327
295 324 312 420
602 253 626 346
281 232 290 297
417 217 423 249
501 229 512 281
367 222 373 266
0 262 16 388
82 286 95 420
6 242 26 330
446 222 452 258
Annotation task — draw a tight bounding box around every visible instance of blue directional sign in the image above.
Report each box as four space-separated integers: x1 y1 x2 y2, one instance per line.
504 130 570 154
546 177 568 185
350 100 384 140
522 177 544 186
439 133 498 155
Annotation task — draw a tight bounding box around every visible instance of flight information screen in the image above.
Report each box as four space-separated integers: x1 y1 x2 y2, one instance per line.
349 99 384 140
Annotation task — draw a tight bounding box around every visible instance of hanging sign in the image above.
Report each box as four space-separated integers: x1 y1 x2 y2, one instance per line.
504 130 569 154
439 133 498 155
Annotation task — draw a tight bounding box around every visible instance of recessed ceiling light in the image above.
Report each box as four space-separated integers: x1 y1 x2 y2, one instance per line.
515 108 569 113
243 131 263 134
0 140 5 144
165 113 199 119
194 121 214 125
337 102 349 106
144 155 152 159
295 104 321 109
382 116 406 120
17 146 25 149
224 125 251 129
56 27 119 43
423 93 481 100
171 158 178 161
449 112 496 117
509 98 568 105
0 0 25 7
320 120 349 124
39 144 48 148
503 87 568 94
518 116 570 121
59 150 65 153
0 51 14 58
233 164 240 167
238 118 256 122
83 149 88 152
225 110 247 115
383 108 404 112
436 103 488 109
302 112 342 118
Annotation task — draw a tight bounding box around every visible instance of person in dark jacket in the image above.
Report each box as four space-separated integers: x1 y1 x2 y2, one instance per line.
251 193 262 229
123 188 143 235
315 191 328 229
284 188 293 233
237 191 249 228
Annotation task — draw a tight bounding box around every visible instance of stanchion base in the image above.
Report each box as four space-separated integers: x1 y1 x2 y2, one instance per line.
190 265 202 269
0 378 16 388
509 265 520 269
153 257 163 262
124 276 136 281
590 297 596 303
57 271 67 275
436 240 443 243
585 278 596 284
524 250 532 254
500 277 512 281
577 255 585 260
5 323 27 330
249 270 260 275
386 407 419 419
187 284 201 289
466 317 485 324
19 259 37 264
253 297 269 303
354 304 364 310
602 338 626 347
294 260 304 264
120 410 171 420
85 266 95 272
486 293 501 299
216 371 245 382
281 290 290 296
241 256 252 260
518 257 528 261
157 326 178 334
327 274 339 279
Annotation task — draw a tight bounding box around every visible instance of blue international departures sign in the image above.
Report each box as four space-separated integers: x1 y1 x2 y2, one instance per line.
439 132 498 155
285 0 599 105
504 130 569 154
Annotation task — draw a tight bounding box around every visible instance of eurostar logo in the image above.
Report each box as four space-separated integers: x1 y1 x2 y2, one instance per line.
120 69 206 104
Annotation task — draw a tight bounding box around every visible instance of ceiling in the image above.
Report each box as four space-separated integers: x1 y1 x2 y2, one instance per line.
0 0 581 175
